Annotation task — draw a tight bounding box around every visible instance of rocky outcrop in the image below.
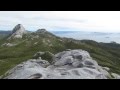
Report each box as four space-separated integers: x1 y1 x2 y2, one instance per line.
8 24 27 39
33 52 45 59
1 43 17 47
4 49 120 79
111 73 120 79
36 29 47 33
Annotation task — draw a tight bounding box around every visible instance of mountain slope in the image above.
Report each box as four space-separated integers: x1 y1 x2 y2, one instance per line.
0 24 120 77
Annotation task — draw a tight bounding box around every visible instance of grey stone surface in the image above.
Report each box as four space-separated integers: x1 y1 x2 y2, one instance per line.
8 24 27 39
4 49 120 79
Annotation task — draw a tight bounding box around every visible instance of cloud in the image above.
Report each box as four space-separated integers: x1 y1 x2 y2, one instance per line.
0 11 120 32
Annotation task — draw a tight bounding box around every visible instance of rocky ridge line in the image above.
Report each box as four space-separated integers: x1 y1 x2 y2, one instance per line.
4 49 120 79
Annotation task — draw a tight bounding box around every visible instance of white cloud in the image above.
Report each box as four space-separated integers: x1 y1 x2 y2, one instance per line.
0 11 120 32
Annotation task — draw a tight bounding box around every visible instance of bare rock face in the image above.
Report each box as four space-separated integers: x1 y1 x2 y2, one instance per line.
8 24 27 39
1 43 17 47
4 49 120 79
36 29 47 33
111 73 120 79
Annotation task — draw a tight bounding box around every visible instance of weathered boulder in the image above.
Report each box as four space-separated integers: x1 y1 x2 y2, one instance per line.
1 43 17 47
33 52 45 59
111 73 120 79
4 49 120 79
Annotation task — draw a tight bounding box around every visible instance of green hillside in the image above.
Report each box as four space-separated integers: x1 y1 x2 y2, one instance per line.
0 30 120 76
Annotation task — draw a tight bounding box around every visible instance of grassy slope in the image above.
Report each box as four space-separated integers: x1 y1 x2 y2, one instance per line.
0 33 66 75
0 33 120 76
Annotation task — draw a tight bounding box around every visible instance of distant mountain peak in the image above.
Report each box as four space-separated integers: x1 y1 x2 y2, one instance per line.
36 29 47 33
35 28 57 38
12 24 24 33
8 24 27 39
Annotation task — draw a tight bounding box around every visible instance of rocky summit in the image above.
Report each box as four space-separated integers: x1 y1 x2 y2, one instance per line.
8 24 27 39
36 29 47 33
4 49 120 79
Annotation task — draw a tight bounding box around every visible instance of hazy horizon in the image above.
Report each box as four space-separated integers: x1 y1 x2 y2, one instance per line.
1 29 120 33
1 11 120 33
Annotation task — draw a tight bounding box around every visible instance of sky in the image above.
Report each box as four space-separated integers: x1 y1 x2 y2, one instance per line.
0 11 120 32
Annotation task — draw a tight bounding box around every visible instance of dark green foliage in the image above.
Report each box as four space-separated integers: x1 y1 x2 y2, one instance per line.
40 51 54 63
